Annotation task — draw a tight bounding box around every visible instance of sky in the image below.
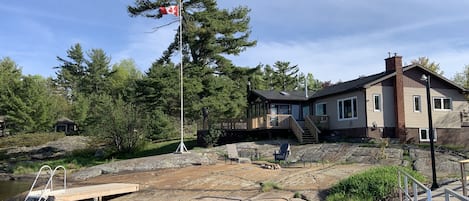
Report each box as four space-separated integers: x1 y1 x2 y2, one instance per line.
2 1 469 83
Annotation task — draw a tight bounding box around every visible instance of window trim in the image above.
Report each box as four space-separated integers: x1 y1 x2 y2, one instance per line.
419 128 437 142
315 102 327 116
433 97 452 111
337 96 358 121
373 94 381 112
413 95 421 112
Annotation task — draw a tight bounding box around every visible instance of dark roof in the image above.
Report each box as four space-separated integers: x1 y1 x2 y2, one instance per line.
311 71 391 98
56 117 75 124
250 64 468 102
251 90 314 101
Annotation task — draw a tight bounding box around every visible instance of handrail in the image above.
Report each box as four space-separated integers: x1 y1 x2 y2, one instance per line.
445 188 469 201
288 116 304 143
46 165 67 192
398 169 431 201
24 165 67 201
305 115 320 143
25 165 53 201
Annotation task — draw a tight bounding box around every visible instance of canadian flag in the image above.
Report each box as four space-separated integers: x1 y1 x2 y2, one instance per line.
159 5 179 16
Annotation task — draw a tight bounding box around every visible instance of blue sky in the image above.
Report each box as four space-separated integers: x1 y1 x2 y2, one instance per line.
2 1 469 82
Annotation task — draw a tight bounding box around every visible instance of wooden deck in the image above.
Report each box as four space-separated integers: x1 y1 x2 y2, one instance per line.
28 183 139 201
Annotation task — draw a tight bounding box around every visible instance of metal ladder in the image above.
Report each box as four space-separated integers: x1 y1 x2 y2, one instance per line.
24 165 67 201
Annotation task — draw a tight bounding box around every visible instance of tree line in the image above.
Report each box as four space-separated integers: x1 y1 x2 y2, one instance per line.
1 0 468 152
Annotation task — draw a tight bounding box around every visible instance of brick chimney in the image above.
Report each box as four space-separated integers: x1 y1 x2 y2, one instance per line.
385 54 406 141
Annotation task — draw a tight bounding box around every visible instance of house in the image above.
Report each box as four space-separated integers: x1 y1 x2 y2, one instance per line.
54 117 78 135
245 55 469 146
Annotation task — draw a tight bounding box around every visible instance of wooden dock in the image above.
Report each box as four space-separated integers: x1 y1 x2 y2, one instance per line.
28 183 139 201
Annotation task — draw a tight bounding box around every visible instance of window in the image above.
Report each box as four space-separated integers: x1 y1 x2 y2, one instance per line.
373 94 381 112
315 103 327 116
419 128 437 142
338 97 357 120
433 97 452 110
292 104 300 120
413 95 421 112
302 105 310 120
278 105 289 114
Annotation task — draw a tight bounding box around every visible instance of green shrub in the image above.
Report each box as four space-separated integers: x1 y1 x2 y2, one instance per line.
203 127 222 147
260 181 282 192
327 166 426 201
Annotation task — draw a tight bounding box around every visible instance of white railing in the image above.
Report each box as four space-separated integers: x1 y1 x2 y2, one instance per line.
445 188 469 201
398 169 431 201
25 165 67 201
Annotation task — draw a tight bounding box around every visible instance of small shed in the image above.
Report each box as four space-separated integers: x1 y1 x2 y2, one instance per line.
55 117 78 135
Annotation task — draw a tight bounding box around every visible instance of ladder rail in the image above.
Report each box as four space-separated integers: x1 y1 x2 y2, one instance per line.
48 165 67 192
24 165 52 201
24 165 67 201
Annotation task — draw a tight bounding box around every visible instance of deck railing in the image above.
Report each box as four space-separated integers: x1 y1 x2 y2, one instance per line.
398 169 431 201
310 115 329 130
444 188 469 201
305 115 320 143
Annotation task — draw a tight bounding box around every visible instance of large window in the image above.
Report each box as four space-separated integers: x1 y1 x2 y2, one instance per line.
315 102 327 116
338 97 357 120
302 105 310 120
419 128 437 142
373 94 381 112
433 97 452 110
413 95 421 112
291 104 300 121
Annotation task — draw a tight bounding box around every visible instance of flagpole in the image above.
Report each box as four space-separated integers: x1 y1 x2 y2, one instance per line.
175 0 188 153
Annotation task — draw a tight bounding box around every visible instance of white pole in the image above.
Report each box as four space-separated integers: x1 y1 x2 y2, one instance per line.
175 0 188 153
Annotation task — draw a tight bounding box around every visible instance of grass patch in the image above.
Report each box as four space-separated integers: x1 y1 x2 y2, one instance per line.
327 166 426 201
260 181 282 192
0 132 65 148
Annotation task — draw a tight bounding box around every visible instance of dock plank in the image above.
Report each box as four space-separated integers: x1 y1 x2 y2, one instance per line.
30 183 139 201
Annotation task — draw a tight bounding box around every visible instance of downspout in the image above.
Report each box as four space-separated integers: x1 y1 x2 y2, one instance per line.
364 89 369 139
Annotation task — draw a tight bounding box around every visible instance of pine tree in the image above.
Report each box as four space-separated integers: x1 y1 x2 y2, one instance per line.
128 0 256 121
55 43 86 99
271 61 299 91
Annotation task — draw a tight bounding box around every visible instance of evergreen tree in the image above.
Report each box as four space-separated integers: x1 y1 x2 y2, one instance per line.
83 49 114 95
128 0 256 121
271 61 299 91
0 57 22 116
55 43 86 99
306 73 323 92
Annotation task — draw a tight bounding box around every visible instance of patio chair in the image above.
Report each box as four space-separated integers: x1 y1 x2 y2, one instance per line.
273 143 290 162
226 144 251 164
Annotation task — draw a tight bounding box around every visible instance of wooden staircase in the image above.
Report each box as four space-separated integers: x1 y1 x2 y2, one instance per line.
289 115 321 144
301 127 317 144
302 115 321 144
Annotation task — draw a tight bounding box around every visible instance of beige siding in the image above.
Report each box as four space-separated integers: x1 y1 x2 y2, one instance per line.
312 91 366 130
366 85 395 127
404 87 468 128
